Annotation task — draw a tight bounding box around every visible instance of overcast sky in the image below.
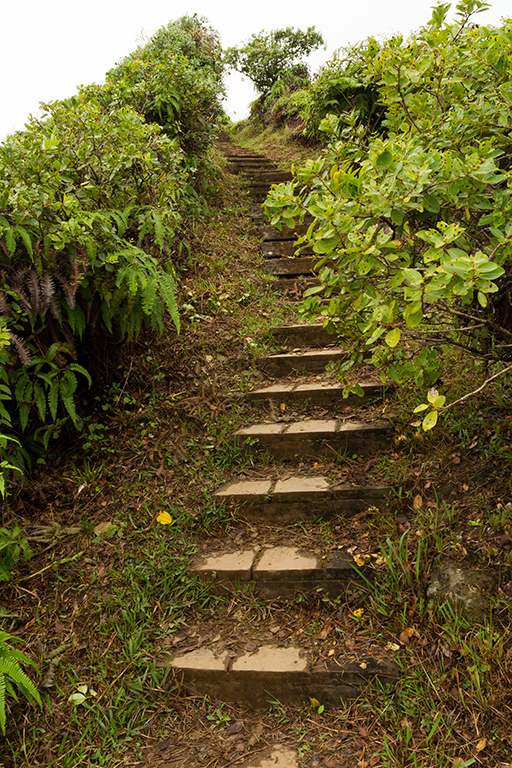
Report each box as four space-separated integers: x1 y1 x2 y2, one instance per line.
1 0 510 140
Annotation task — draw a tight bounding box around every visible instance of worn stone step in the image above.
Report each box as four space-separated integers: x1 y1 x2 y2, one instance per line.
271 324 337 348
165 644 399 708
214 475 393 522
190 545 371 598
262 241 314 258
266 257 319 276
247 380 387 405
257 347 347 376
234 419 393 459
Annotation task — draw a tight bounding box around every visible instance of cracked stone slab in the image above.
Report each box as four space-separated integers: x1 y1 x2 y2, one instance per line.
253 546 320 580
190 549 256 588
272 476 330 500
214 479 272 501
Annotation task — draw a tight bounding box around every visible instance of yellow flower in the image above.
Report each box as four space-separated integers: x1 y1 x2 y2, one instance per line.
157 510 173 525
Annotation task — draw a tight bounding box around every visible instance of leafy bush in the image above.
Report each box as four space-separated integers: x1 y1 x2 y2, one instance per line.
264 0 512 417
0 15 225 484
104 15 224 159
300 39 384 138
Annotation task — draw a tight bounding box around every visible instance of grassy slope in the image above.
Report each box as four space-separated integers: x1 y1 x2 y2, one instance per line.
0 133 511 767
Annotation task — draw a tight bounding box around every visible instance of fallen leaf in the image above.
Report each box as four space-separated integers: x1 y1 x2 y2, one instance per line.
404 626 415 638
386 642 400 651
399 631 410 645
413 494 423 510
476 737 487 752
94 521 113 536
354 554 371 567
317 622 332 641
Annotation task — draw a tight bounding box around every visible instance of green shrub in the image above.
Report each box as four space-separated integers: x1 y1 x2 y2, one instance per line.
264 0 512 416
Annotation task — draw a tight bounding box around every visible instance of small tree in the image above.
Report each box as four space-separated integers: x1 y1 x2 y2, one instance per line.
225 27 324 95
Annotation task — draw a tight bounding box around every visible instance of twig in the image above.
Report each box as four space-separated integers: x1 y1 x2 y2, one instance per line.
442 364 512 411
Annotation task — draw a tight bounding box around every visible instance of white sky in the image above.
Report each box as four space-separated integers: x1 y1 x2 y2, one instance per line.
1 1 510 140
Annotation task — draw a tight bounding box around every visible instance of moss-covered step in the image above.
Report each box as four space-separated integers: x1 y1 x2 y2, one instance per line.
164 643 399 709
234 418 393 460
214 475 392 522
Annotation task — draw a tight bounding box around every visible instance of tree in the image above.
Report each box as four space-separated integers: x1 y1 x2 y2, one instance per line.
225 27 324 95
264 0 512 426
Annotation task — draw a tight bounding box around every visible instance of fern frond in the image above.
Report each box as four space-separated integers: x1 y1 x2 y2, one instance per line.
8 334 31 366
40 273 55 315
26 271 41 317
55 272 76 310
0 292 11 316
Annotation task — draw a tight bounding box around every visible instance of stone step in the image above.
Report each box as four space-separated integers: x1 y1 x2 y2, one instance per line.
190 545 371 598
262 241 313 258
247 380 387 405
266 257 319 276
272 276 321 294
214 475 393 522
165 644 399 709
234 419 393 460
271 324 337 348
244 171 292 182
259 223 310 241
257 347 347 376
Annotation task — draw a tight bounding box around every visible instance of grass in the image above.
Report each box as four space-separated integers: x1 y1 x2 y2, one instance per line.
0 131 511 767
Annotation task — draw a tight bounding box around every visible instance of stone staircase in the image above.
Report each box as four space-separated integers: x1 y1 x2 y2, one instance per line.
166 138 399 710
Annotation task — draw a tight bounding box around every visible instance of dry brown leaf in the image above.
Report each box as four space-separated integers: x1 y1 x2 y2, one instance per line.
317 622 332 641
476 737 487 752
413 494 423 510
399 631 411 645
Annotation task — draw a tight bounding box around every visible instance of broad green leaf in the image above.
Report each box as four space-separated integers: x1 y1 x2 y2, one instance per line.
385 328 400 348
422 410 438 430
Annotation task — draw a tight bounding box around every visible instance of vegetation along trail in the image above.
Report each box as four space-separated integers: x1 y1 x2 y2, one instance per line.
1 2 512 767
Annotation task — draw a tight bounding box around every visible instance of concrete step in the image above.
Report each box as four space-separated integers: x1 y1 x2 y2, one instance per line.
247 380 387 405
271 324 337 348
262 241 314 258
234 419 393 460
244 171 293 182
266 257 319 276
190 544 371 598
257 348 347 376
214 475 393 522
272 276 321 294
259 223 310 241
165 643 399 709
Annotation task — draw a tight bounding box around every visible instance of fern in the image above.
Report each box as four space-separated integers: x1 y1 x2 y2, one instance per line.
0 631 41 734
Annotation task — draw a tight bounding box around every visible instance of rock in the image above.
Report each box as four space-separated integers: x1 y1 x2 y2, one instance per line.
427 562 498 622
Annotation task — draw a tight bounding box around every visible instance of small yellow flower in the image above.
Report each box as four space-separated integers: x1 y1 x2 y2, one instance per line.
352 608 364 619
157 510 173 525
